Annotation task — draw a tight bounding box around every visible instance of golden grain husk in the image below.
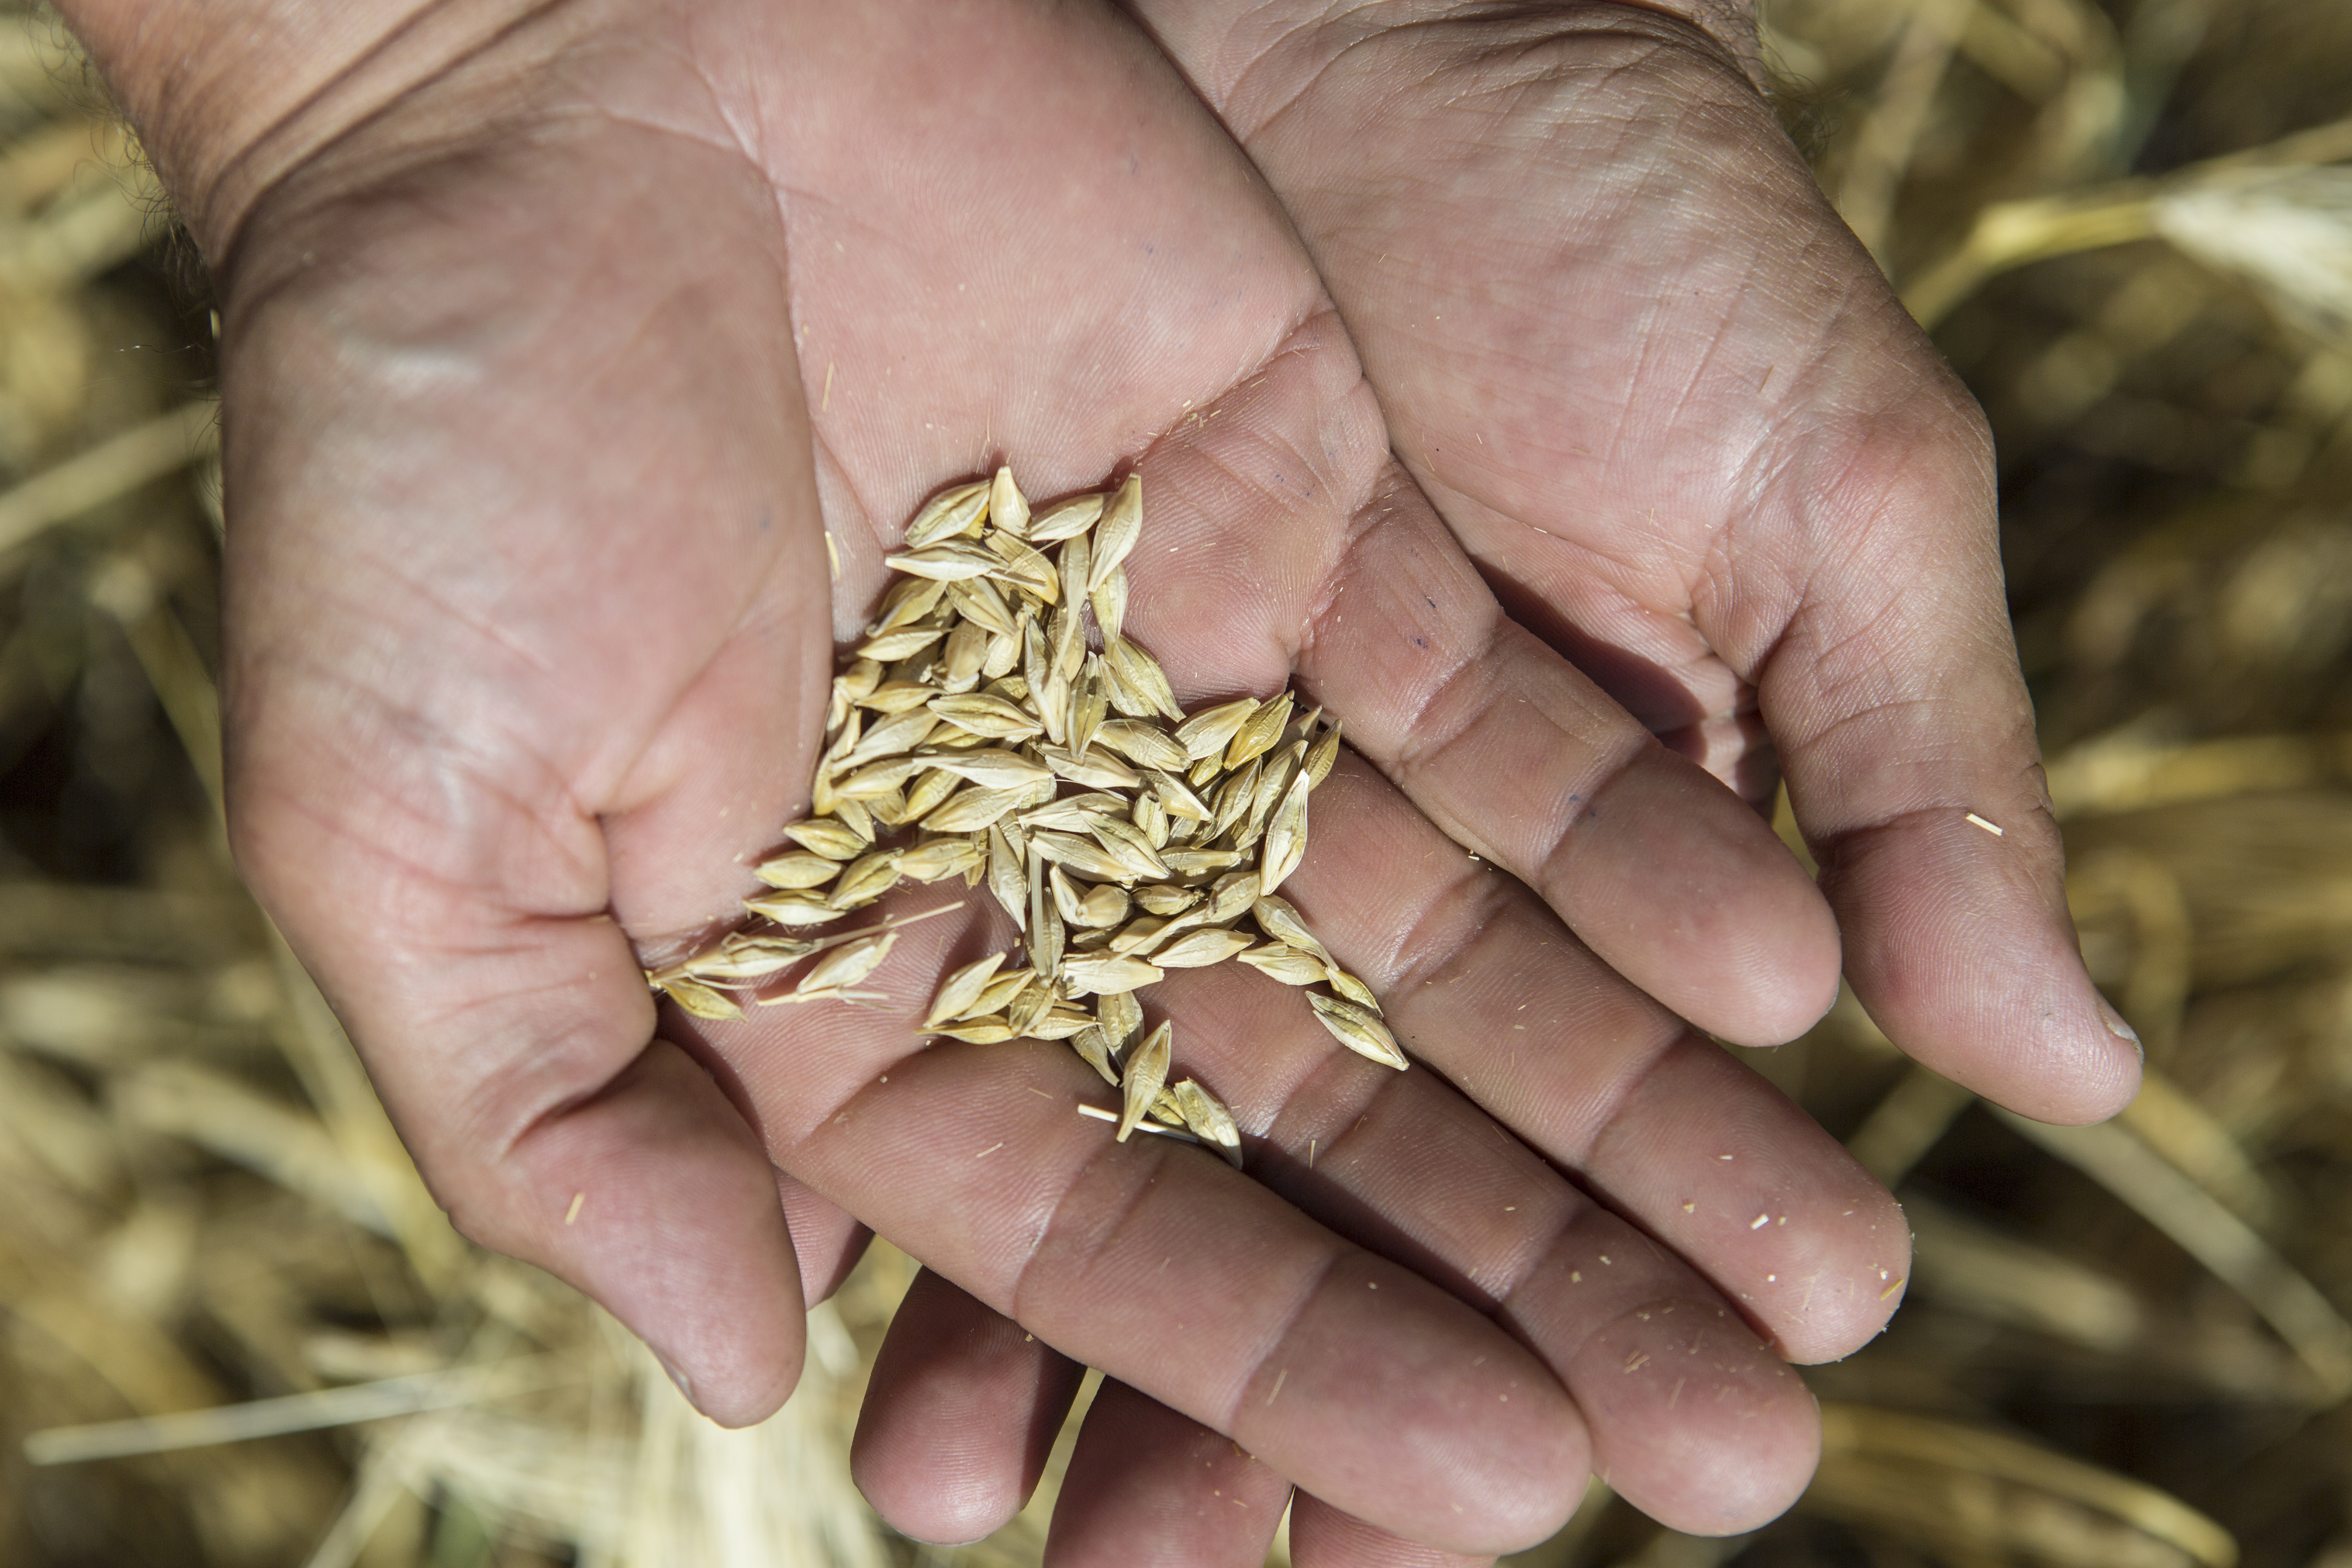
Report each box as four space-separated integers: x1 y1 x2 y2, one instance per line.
1117 1020 1173 1142
650 466 1394 1172
1170 1079 1243 1168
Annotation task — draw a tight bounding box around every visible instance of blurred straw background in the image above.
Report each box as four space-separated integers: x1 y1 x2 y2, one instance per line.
1 0 2349 1562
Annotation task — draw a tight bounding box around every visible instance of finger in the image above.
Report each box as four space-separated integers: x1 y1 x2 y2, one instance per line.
779 1173 872 1305
516 1034 809 1425
1115 754 1860 1531
1044 1378 1290 1568
750 757 1853 1536
1293 470 1841 1048
1106 355 1838 1048
852 1267 1085 1545
1128 6 2133 1119
1290 1493 1494 1568
1141 971 1824 1535
234 691 813 1431
1756 450 2144 1122
1287 759 1908 1367
232 606 826 1425
709 912 1586 1558
428 1017 808 1428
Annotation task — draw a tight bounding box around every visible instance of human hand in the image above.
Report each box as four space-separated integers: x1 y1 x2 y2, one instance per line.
858 9 2139 1551
67 0 1904 1554
1125 0 2144 1125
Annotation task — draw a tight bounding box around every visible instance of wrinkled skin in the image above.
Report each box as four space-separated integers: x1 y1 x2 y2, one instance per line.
854 10 2145 1559
1131 1 2138 1122
65 0 2139 1561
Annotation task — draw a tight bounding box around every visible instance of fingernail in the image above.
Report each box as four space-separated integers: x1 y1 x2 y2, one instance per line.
653 1350 696 1406
2095 995 2143 1057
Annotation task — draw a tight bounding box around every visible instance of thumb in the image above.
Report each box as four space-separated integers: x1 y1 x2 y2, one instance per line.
1759 408 2140 1124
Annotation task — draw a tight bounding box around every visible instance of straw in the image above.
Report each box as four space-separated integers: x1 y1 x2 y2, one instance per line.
23 1356 569 1466
0 400 215 555
12 0 2352 1562
1996 1110 2352 1400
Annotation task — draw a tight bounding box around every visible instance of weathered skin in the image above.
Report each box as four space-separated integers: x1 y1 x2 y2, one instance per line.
59 0 2129 1560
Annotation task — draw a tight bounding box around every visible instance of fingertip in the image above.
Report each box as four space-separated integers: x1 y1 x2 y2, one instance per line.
2019 1010 2142 1125
1046 1379 1290 1568
1719 934 1844 1051
1826 810 2146 1125
1572 1300 1821 1537
855 1461 1023 1549
460 1038 809 1429
1237 1254 1588 1555
1584 1036 1913 1365
649 1337 801 1431
1286 1493 1499 1568
2030 991 2144 1124
778 1173 873 1305
652 1326 803 1430
1764 1182 1914 1366
851 1269 1085 1546
1563 748 1840 1048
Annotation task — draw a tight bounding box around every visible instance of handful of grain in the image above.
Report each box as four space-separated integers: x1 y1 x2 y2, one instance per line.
645 467 1404 1168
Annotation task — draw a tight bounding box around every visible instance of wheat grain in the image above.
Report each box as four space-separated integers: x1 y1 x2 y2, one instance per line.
1091 476 1144 587
929 692 1039 740
922 749 1055 790
861 680 940 714
657 976 743 1020
1151 928 1255 969
828 850 904 909
1097 990 1143 1054
897 771 964 830
855 627 947 663
1063 953 1165 997
1091 719 1187 772
649 466 1403 1174
1308 994 1407 1070
1071 1026 1121 1085
1073 883 1129 928
1226 693 1293 771
742 891 846 928
922 786 1025 833
1169 1079 1243 1168
868 577 947 635
903 478 992 548
1237 943 1327 986
1008 974 1055 1038
1090 566 1129 645
754 853 844 891
1041 744 1142 791
884 540 1004 581
1028 490 1106 544
964 968 1034 1021
797 933 898 994
1260 771 1311 895
1029 830 1134 883
934 1019 1017 1044
926 953 1007 1029
947 575 1021 637
1323 966 1381 1012
1029 1006 1095 1041
1117 1020 1173 1142
832 797 876 842
985 465 1030 538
